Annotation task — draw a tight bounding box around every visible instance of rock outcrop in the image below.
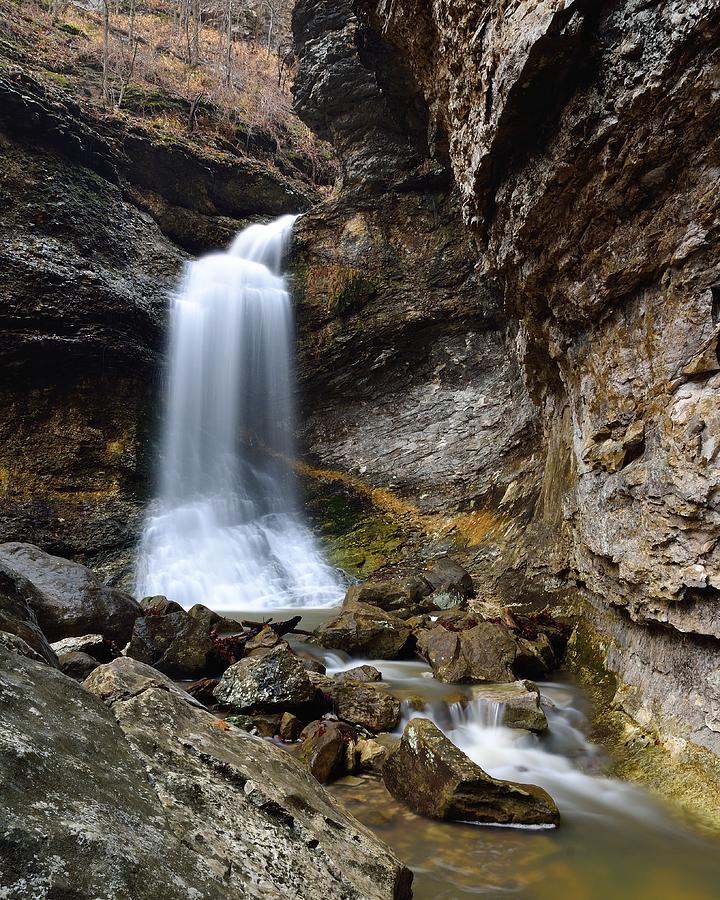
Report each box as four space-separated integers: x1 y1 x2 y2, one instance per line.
291 0 720 801
0 648 413 898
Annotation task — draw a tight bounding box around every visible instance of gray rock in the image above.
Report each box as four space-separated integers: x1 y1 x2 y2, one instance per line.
51 633 114 662
334 664 383 683
0 542 141 644
58 650 101 680
90 659 413 898
417 619 520 683
125 608 217 679
344 577 433 613
423 559 474 598
0 647 413 899
314 602 411 659
213 644 316 709
0 629 46 662
0 564 58 666
84 656 202 707
383 718 559 827
333 680 401 732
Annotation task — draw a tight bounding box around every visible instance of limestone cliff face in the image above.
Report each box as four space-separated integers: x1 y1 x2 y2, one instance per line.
292 0 720 777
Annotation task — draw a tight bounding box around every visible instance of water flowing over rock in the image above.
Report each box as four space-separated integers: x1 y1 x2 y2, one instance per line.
136 216 343 610
383 717 560 827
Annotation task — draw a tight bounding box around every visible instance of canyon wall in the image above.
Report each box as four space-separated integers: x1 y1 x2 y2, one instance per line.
292 0 720 789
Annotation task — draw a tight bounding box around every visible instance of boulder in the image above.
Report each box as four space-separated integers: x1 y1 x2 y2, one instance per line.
334 664 383 683
243 624 284 656
51 633 114 662
356 737 388 773
83 656 204 708
423 558 474 598
0 629 47 663
299 719 359 783
383 718 559 827
125 607 218 679
0 542 141 644
467 681 548 732
314 601 411 659
0 565 58 666
59 650 101 680
0 647 413 898
141 595 184 615
344 576 433 613
278 711 303 741
417 619 521 683
213 644 315 709
251 713 283 737
333 680 401 732
187 603 241 634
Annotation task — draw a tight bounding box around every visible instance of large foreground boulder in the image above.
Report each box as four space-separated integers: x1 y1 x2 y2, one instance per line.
383 718 559 827
0 647 413 899
0 565 58 666
314 602 411 659
0 542 141 644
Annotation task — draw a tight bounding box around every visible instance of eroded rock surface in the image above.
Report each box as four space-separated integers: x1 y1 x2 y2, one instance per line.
314 601 412 659
0 649 413 899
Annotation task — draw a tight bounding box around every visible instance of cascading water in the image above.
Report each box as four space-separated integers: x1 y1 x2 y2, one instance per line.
136 215 344 610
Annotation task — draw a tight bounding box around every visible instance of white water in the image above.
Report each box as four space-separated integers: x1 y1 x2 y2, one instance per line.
136 216 344 609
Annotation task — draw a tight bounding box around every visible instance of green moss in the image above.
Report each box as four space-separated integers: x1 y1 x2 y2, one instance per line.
43 71 74 89
332 272 376 317
302 477 409 578
55 22 85 37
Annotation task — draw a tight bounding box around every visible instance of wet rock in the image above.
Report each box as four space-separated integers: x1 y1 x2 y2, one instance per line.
0 543 141 644
423 559 475 598
187 603 241 634
279 711 303 742
251 713 283 737
58 650 101 680
141 595 184 616
314 601 412 659
0 564 58 666
468 681 548 733
51 633 114 663
213 644 315 709
333 680 401 732
335 664 383 683
384 718 559 827
357 737 388 773
299 719 359 784
417 619 520 683
224 714 257 733
345 576 433 613
125 606 218 680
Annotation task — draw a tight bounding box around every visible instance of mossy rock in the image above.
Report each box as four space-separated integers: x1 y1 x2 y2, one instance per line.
55 22 86 37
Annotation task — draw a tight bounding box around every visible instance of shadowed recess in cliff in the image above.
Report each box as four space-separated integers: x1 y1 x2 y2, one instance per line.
136 216 343 609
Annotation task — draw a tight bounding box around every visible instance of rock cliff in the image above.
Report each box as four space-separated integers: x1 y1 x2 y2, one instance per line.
291 0 720 800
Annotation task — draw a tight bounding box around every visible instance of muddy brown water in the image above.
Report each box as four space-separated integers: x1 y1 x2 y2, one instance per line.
227 609 720 899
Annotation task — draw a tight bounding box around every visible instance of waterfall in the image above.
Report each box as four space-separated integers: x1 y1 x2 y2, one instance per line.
135 215 344 610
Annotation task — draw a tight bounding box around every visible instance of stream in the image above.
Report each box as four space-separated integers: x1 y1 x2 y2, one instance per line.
232 608 720 900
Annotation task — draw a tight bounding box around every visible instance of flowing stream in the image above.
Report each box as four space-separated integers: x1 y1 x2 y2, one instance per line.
136 216 343 609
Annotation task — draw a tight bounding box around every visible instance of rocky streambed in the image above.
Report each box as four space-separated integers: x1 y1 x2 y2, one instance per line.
2 543 720 898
